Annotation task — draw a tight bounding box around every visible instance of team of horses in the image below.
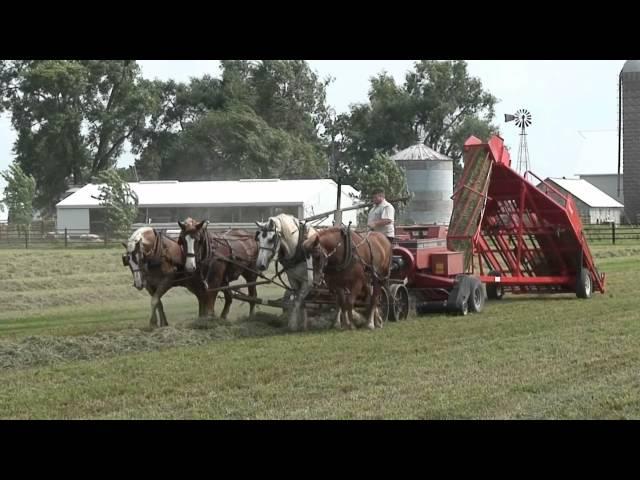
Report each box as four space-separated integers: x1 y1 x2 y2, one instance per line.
121 214 392 331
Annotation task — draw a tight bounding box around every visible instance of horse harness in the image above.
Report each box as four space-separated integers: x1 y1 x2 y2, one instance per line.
266 220 312 288
323 225 387 283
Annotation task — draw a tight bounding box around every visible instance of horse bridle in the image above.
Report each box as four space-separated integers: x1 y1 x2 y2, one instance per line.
180 226 208 266
257 226 281 262
309 239 343 287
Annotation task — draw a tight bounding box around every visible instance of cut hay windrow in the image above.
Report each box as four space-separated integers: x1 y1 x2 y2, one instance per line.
0 312 335 371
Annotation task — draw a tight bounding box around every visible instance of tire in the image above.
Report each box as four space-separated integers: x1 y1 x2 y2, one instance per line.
389 284 410 321
576 268 592 299
447 276 472 316
468 279 485 313
486 270 504 300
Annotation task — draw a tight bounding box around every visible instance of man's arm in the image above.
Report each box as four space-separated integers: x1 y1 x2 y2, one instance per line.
368 205 394 229
369 218 393 228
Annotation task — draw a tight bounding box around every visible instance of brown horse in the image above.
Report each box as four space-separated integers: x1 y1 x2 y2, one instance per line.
303 226 392 330
122 226 215 327
178 218 259 319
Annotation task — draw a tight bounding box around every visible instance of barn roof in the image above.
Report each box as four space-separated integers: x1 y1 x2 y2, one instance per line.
56 179 360 209
544 177 624 208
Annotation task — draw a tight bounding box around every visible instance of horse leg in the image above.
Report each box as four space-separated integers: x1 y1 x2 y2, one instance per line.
147 286 159 328
157 298 169 327
247 279 257 319
220 288 233 320
197 294 205 318
368 282 380 330
288 292 300 332
206 292 217 318
150 280 171 328
334 307 343 330
291 281 311 332
335 289 350 330
302 304 310 331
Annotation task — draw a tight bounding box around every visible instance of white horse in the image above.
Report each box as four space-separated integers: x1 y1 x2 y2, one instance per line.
255 214 318 331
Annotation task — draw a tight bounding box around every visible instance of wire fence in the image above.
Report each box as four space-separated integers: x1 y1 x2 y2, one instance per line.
583 223 640 245
3 220 640 249
0 221 262 249
0 223 123 249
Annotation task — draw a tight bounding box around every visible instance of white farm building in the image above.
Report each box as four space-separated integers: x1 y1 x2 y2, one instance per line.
540 177 625 225
56 179 361 234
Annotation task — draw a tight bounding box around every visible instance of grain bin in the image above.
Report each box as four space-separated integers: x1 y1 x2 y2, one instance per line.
391 142 454 225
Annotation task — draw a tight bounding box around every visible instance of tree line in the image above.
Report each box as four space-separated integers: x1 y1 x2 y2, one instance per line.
0 60 498 229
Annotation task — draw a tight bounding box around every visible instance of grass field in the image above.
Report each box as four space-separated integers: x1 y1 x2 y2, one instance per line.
1 245 640 419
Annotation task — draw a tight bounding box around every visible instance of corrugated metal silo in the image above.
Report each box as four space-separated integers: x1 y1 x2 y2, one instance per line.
391 142 453 225
622 60 640 223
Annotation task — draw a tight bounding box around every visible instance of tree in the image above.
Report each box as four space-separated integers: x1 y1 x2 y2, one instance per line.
336 60 499 184
137 104 327 181
406 60 498 178
1 163 36 233
0 60 157 212
91 169 139 239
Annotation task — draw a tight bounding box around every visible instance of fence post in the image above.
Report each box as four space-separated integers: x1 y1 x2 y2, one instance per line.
612 221 616 245
65 228 68 248
25 225 29 249
104 229 108 247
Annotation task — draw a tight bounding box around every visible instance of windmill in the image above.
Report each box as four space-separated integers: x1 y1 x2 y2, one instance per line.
504 109 532 174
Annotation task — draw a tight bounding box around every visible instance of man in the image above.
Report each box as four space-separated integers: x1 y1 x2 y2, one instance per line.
367 188 395 244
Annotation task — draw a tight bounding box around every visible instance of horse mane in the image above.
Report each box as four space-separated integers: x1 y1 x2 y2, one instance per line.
127 227 154 253
270 214 316 260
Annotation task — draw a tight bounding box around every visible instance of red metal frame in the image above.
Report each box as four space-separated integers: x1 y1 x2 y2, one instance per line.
448 135 605 295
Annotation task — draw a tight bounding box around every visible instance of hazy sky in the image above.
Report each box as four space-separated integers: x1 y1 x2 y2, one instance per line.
0 60 627 204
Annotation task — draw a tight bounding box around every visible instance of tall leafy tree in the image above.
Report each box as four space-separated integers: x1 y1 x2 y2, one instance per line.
1 163 36 231
336 60 499 184
0 60 157 212
140 104 326 181
135 61 331 181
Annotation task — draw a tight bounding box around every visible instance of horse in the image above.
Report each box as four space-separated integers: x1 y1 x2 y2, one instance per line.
302 226 392 330
255 214 318 331
178 218 259 319
121 226 216 327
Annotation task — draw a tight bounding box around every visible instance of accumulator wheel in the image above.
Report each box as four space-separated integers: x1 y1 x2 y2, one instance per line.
389 284 410 321
468 278 486 313
576 268 593 299
486 270 504 300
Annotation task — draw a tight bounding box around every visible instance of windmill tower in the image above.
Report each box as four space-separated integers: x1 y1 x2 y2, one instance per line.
505 109 533 174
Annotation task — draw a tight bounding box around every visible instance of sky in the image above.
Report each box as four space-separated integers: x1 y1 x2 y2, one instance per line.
0 60 627 214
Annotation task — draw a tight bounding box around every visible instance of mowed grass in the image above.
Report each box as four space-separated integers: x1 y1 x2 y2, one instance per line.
1 245 640 419
0 248 284 337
